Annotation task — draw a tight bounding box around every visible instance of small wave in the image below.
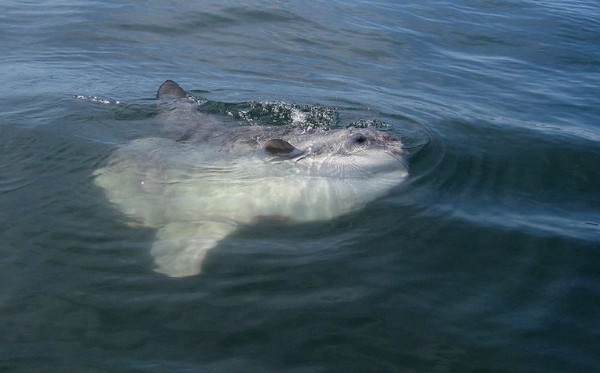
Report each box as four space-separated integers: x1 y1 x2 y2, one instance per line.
402 117 600 243
347 119 390 129
204 100 339 130
74 95 121 105
0 176 33 195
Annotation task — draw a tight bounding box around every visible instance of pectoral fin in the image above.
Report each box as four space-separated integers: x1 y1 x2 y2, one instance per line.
151 220 237 277
264 139 306 161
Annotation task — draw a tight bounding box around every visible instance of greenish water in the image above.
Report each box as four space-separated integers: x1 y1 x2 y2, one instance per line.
1 1 599 372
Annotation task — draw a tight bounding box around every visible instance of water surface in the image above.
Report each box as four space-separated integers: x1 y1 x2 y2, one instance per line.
1 1 599 372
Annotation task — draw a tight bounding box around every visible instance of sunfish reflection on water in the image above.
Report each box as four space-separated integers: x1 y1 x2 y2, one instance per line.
94 80 409 277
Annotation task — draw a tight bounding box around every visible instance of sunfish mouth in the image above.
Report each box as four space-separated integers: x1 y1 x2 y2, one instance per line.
388 144 403 155
372 133 403 155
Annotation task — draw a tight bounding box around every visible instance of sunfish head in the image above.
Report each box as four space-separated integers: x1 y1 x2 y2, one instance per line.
270 128 407 179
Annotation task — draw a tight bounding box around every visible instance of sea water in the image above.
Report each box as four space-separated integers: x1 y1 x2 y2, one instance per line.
1 1 599 372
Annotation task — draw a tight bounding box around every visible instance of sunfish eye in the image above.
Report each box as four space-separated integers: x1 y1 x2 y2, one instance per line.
351 133 367 144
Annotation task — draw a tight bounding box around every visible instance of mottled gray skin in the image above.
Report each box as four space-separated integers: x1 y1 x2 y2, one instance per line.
94 80 408 277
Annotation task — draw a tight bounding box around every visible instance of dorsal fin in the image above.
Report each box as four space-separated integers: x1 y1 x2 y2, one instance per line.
157 80 186 99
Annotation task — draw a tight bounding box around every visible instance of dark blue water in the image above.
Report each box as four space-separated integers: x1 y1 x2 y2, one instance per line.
1 1 599 372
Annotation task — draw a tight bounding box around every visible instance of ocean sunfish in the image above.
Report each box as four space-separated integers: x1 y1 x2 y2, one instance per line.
94 80 409 277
